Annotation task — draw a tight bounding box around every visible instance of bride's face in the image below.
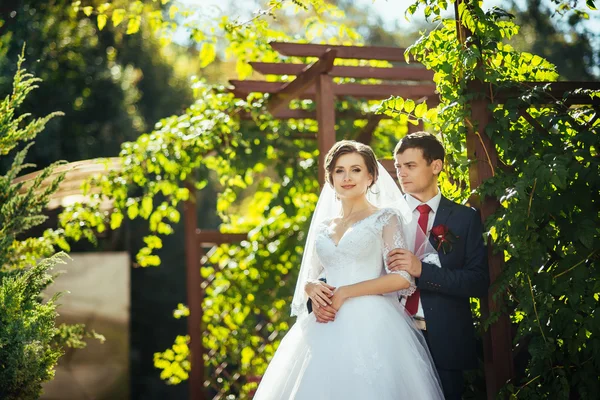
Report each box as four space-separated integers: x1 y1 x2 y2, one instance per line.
332 152 373 200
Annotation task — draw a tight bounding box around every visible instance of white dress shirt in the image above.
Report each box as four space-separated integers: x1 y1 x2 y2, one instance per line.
400 190 442 319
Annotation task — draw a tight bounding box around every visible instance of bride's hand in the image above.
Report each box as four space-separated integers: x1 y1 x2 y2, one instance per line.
305 281 336 309
331 287 350 311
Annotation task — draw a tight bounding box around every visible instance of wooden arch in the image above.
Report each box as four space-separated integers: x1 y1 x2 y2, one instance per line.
230 41 438 182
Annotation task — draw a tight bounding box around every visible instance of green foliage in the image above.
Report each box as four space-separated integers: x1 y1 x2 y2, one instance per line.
484 88 600 399
0 0 192 173
508 0 599 81
0 53 102 397
0 51 67 271
380 1 599 397
153 334 190 384
71 0 359 76
0 56 63 156
403 0 598 21
58 80 263 267
0 254 66 400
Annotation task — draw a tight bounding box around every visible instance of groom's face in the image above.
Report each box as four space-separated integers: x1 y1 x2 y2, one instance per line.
394 148 441 196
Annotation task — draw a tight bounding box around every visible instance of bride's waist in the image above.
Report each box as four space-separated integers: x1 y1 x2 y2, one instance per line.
327 276 384 287
335 294 400 312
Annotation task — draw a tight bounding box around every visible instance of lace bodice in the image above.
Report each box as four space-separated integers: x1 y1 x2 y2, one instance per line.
313 207 416 296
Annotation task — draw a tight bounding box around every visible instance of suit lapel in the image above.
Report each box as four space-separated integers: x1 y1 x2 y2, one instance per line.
429 196 454 251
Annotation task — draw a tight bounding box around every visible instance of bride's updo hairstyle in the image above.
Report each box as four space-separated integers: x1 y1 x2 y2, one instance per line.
324 140 379 189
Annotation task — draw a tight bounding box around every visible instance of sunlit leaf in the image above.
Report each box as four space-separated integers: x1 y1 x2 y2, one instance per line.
199 42 216 69
112 9 126 27
126 16 141 34
97 14 107 31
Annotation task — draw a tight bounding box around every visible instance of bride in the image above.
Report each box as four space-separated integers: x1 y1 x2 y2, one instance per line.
253 140 444 399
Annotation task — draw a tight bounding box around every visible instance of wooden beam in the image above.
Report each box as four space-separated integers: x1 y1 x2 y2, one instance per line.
184 182 205 400
239 108 392 120
229 80 437 101
238 108 317 120
250 62 434 81
475 81 600 106
269 41 413 62
266 49 336 115
316 74 336 186
407 120 424 134
196 231 248 246
13 157 121 185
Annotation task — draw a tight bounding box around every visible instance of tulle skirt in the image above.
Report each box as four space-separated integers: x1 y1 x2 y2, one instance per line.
253 294 444 399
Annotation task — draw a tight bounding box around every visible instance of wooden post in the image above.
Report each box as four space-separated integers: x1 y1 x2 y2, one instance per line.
454 0 514 394
466 95 514 399
315 74 336 186
407 120 424 134
184 181 205 400
355 114 382 145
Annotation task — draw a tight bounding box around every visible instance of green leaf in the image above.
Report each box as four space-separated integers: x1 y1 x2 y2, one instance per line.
168 4 178 19
586 0 597 10
97 14 107 31
199 42 217 69
394 97 405 111
112 9 126 27
126 16 141 34
403 99 415 113
141 196 153 218
531 55 543 67
110 212 124 230
414 102 427 118
127 202 139 219
144 235 163 250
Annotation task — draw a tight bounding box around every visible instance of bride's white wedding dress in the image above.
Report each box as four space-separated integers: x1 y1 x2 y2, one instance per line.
253 208 444 399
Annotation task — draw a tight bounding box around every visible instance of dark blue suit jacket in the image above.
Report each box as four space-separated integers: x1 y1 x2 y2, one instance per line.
419 196 489 370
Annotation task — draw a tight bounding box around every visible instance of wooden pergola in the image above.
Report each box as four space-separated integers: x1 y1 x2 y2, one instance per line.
231 41 438 183
185 37 599 400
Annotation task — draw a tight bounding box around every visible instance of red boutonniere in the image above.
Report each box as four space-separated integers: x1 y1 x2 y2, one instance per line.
431 224 457 254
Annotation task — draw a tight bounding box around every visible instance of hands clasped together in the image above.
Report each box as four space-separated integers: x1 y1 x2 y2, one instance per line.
305 248 422 323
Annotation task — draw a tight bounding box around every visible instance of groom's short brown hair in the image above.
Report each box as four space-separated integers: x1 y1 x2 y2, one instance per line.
394 131 445 165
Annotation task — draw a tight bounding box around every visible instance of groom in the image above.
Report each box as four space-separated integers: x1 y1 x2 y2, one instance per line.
385 131 489 399
311 132 489 399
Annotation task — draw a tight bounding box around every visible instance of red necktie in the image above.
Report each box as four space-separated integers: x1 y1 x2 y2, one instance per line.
405 204 431 316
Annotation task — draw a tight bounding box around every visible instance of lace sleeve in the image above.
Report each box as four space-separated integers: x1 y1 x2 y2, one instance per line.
380 209 416 297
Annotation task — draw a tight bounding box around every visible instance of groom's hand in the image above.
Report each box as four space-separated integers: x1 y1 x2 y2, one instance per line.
313 304 336 323
386 249 422 278
305 281 337 323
